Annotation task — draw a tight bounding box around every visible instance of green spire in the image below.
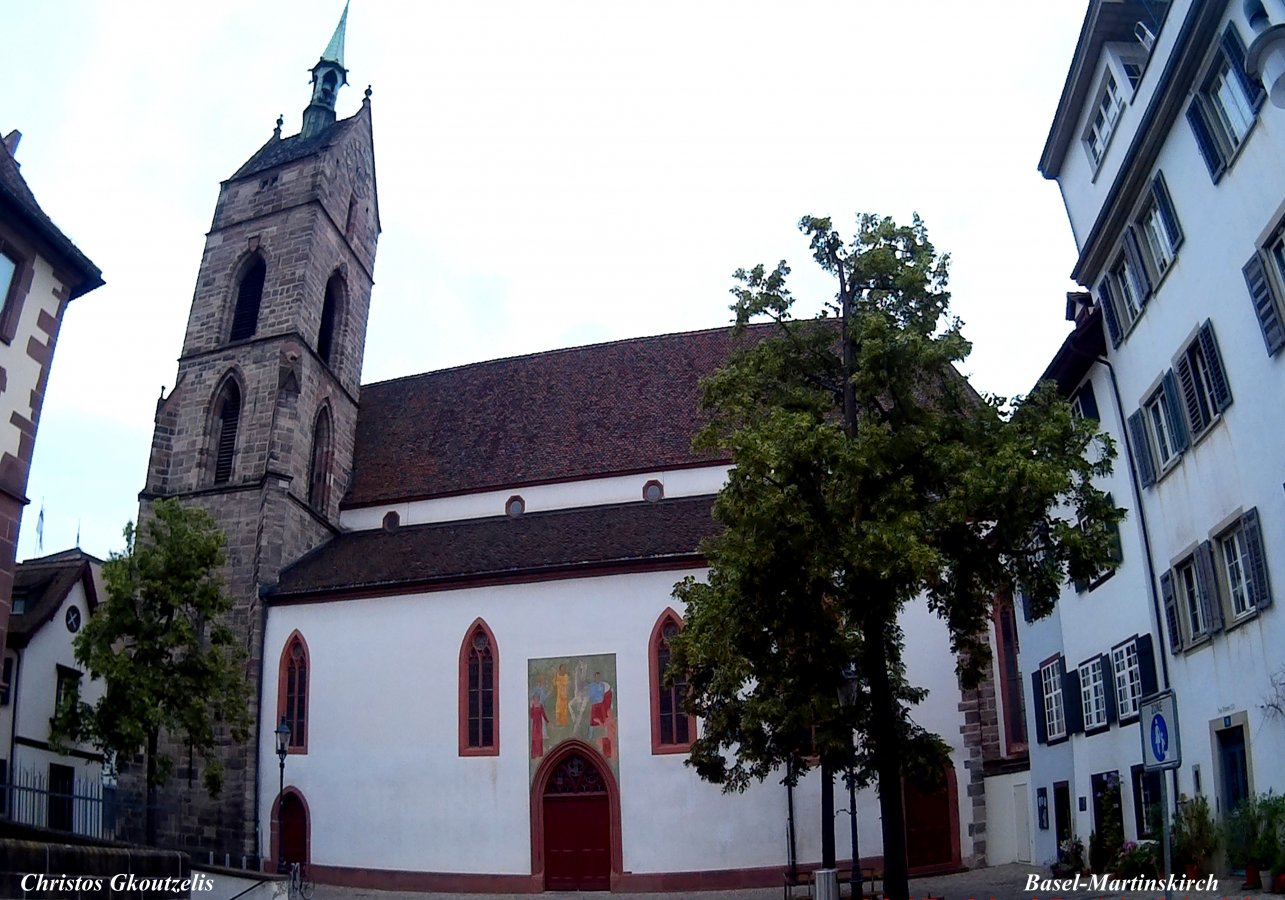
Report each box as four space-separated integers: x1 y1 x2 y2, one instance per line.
302 2 351 137
321 1 348 68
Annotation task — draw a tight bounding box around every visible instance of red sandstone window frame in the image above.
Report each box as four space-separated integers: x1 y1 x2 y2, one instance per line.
0 233 36 345
458 618 499 757
649 608 694 754
276 631 310 755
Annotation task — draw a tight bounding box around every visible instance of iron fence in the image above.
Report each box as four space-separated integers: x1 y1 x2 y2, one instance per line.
1 767 119 841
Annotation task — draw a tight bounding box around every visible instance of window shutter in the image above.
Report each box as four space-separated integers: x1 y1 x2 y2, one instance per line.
1127 410 1156 487
1222 25 1267 111
1242 253 1285 356
1241 507 1273 610
1186 102 1226 181
1195 541 1223 633
1175 353 1206 434
1031 671 1048 744
1063 663 1084 734
1159 572 1183 654
1101 654 1118 725
1136 634 1159 696
1152 173 1184 252
1076 382 1100 422
1124 228 1153 301
1198 320 1232 412
1099 278 1123 348
1162 370 1190 454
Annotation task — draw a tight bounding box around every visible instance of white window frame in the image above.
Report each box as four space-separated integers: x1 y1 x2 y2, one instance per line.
1083 73 1124 167
1177 557 1206 638
1111 640 1142 720
1219 525 1254 619
1144 387 1177 468
1079 658 1108 730
1041 659 1067 741
1110 255 1143 328
1139 201 1176 277
1206 56 1256 151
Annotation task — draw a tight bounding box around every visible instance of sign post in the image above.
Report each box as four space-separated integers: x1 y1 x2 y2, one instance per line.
1140 691 1180 900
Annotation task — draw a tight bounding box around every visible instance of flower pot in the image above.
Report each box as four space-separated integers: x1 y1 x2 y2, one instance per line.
1274 870 1285 893
1245 863 1263 889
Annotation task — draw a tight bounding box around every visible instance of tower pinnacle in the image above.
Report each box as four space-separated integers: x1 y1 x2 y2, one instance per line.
302 2 350 138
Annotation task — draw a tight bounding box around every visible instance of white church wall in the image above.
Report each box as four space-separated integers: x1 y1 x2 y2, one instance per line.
261 569 971 878
338 465 731 531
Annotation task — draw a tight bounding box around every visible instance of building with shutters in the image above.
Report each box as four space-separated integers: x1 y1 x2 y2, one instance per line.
1025 0 1285 867
124 6 1020 891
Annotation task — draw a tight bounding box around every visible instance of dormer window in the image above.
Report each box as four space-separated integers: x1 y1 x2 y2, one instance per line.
1083 73 1123 168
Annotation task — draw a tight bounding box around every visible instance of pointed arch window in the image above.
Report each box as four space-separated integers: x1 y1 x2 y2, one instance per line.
277 632 309 753
229 255 266 342
308 407 333 510
459 620 499 756
317 273 342 367
210 378 242 485
650 609 693 753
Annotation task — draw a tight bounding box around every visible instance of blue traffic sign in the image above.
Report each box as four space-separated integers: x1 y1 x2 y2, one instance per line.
1141 691 1180 771
1150 714 1169 762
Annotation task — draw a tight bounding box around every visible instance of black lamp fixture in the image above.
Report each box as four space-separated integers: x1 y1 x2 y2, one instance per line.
275 716 291 873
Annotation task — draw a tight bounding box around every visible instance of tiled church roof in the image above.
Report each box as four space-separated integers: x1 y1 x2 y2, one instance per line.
343 324 765 507
272 495 718 600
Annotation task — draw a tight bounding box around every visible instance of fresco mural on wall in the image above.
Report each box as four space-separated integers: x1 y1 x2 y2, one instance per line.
528 654 618 781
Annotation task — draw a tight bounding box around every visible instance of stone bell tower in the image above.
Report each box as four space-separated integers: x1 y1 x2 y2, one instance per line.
132 2 379 860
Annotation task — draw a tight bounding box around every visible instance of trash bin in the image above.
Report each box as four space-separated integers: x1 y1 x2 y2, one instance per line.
813 867 840 900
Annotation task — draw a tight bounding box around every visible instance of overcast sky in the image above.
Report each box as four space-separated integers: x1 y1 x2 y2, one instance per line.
5 1 1089 562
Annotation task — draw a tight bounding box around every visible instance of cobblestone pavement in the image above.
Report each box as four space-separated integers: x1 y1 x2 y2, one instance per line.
309 863 1277 900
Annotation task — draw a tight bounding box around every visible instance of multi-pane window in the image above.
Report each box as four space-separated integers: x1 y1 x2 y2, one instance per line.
0 252 16 309
1122 60 1144 91
1144 389 1176 468
1188 25 1265 181
1111 640 1142 719
1128 372 1188 488
1079 658 1108 730
1084 73 1123 166
54 667 81 716
1139 203 1175 275
466 627 496 750
652 612 694 752
1111 256 1143 326
280 636 308 751
1041 660 1067 741
1215 509 1272 620
1177 557 1206 638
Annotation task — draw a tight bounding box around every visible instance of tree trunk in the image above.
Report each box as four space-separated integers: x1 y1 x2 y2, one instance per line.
145 729 158 847
864 637 909 900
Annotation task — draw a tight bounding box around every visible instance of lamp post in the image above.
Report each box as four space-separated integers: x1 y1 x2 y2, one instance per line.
838 665 861 897
275 716 291 873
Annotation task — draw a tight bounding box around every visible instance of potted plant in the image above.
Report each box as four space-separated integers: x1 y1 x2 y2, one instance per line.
1173 795 1218 877
1225 794 1264 888
1052 835 1086 877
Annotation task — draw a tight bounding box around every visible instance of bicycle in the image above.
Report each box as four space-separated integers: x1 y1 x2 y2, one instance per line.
287 861 315 900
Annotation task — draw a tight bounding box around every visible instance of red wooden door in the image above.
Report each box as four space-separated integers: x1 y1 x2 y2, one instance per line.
280 793 308 864
543 754 610 890
904 776 952 872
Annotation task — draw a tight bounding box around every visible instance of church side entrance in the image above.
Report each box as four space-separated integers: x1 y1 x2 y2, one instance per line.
903 765 960 874
542 753 611 890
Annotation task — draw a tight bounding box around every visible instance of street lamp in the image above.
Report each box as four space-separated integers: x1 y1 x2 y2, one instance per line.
837 664 861 898
275 716 291 873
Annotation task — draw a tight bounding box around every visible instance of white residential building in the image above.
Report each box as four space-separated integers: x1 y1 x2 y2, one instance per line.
1027 0 1285 866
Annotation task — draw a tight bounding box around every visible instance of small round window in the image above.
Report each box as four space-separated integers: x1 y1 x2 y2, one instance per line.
506 495 525 518
643 480 664 503
65 606 82 633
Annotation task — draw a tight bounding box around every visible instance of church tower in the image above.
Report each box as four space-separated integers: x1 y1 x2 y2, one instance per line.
134 4 379 860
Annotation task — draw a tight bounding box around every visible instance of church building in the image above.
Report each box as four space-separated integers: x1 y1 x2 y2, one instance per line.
136 8 1010 890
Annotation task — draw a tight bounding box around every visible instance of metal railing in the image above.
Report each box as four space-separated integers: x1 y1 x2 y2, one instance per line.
1 768 118 840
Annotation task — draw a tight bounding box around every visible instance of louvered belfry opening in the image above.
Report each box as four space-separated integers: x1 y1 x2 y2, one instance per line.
212 380 242 484
318 273 341 366
308 408 332 509
229 256 266 342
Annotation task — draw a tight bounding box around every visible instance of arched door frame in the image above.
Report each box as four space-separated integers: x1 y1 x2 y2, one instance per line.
901 762 962 876
528 739 622 890
269 786 311 869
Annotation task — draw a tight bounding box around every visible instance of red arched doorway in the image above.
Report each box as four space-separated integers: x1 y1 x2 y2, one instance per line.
275 789 309 866
530 742 620 891
903 764 961 875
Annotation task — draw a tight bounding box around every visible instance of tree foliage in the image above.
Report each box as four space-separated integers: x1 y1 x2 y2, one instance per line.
669 214 1121 896
53 499 251 834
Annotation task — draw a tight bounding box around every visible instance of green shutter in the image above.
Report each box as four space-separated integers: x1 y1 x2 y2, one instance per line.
1195 541 1223 633
1152 173 1183 252
1199 320 1232 412
1175 353 1207 435
1127 410 1156 487
1159 572 1183 654
1099 278 1123 348
1242 507 1273 610
1162 370 1189 453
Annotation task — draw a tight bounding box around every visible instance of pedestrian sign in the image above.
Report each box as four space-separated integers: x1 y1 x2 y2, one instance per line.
1140 690 1180 771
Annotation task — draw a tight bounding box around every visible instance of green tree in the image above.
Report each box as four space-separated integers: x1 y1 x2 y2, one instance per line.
53 499 252 845
669 214 1121 900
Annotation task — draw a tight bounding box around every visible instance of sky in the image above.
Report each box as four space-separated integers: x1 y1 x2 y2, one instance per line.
4 1 1090 562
